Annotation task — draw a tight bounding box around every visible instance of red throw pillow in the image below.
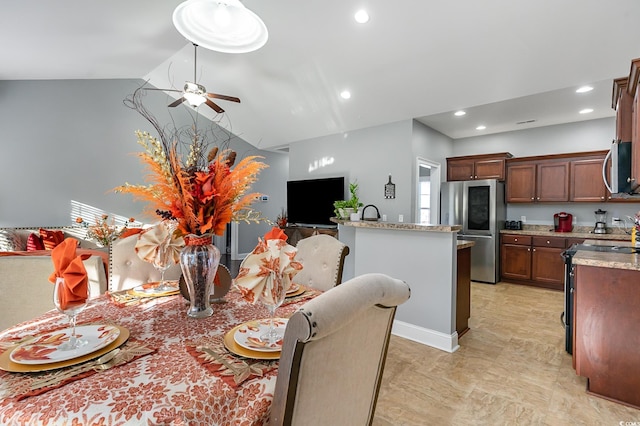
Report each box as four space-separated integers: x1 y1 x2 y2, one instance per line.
26 233 45 251
119 227 144 239
40 229 65 250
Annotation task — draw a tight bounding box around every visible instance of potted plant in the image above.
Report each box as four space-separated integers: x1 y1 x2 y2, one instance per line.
333 182 363 219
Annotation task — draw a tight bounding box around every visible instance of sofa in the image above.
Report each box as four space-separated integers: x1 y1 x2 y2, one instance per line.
0 227 109 331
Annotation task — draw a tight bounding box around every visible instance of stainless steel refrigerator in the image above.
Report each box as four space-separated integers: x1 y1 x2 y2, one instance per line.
440 179 505 283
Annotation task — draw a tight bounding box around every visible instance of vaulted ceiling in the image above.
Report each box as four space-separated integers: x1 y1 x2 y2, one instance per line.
2 0 640 149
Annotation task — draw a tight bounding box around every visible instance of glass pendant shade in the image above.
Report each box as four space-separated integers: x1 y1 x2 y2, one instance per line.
173 0 268 53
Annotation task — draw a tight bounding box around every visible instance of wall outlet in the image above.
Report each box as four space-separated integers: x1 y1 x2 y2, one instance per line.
398 214 404 222
520 216 526 223
612 217 621 224
382 214 387 222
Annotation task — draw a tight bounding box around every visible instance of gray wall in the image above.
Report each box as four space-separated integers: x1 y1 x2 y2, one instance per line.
288 119 414 222
0 79 288 249
451 117 640 226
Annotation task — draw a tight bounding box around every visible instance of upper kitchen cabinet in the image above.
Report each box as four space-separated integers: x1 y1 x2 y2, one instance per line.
446 152 513 181
627 59 640 190
613 77 633 143
506 156 569 203
570 152 608 202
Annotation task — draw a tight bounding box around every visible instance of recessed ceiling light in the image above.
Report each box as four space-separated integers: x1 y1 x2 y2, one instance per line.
340 90 351 99
576 86 593 93
579 108 594 114
476 125 486 130
354 10 370 23
454 110 466 116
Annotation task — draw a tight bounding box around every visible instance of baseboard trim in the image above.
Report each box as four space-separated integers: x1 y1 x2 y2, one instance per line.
392 320 459 353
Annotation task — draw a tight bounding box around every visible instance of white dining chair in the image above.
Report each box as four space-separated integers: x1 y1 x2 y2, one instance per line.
269 273 411 426
292 234 349 291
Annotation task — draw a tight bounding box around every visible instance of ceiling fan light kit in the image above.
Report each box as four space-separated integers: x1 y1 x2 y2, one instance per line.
172 0 268 53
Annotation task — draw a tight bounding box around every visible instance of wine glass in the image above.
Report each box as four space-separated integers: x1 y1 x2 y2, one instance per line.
260 272 287 346
53 277 88 351
152 221 177 292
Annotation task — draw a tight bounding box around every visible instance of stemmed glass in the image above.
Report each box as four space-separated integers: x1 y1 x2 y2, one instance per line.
260 272 287 346
153 221 177 292
53 277 88 351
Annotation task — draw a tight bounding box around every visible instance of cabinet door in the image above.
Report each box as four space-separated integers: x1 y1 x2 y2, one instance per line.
536 161 569 202
501 244 531 280
570 157 607 202
475 159 505 180
447 159 475 181
632 83 640 189
531 246 564 289
506 163 536 202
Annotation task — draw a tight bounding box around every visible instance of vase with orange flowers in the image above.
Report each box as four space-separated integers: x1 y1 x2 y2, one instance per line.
115 88 269 317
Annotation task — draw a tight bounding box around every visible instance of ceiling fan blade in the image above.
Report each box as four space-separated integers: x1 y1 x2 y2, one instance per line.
168 97 186 108
205 99 224 113
145 88 182 93
206 93 241 103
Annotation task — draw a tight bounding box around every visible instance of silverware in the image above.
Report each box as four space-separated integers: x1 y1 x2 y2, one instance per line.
30 349 121 389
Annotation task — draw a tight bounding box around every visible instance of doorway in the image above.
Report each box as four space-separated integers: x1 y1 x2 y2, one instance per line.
416 158 441 224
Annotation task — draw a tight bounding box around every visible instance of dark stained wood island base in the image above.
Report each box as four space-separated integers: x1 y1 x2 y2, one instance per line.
573 263 640 409
456 242 472 337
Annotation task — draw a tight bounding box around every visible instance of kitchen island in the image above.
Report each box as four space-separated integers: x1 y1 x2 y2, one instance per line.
572 239 640 409
335 219 468 352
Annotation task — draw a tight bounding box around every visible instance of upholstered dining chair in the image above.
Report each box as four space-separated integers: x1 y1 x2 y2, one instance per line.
269 273 411 426
109 234 182 292
292 234 349 291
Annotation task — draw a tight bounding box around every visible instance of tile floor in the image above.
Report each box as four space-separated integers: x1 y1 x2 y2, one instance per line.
373 282 640 425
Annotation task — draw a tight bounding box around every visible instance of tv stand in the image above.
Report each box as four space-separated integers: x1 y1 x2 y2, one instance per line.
283 225 338 246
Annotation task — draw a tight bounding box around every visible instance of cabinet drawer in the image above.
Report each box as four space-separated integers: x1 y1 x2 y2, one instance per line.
532 236 566 248
502 234 532 245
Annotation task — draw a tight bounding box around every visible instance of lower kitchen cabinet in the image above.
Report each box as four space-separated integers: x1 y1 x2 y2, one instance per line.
500 234 565 290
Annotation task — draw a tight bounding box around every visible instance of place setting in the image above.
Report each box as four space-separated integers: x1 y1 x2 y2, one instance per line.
187 227 304 385
0 239 154 400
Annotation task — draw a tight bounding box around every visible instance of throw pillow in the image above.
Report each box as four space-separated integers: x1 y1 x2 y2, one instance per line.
40 228 65 250
26 233 45 251
0 229 23 251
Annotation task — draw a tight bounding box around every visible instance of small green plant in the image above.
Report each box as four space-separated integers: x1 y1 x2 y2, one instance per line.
345 182 363 210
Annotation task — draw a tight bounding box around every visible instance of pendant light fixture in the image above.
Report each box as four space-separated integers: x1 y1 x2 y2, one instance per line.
172 0 268 54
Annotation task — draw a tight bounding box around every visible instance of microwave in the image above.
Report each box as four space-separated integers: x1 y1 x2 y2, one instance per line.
603 139 632 194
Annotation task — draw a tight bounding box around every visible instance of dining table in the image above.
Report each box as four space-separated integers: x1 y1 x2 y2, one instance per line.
0 282 319 425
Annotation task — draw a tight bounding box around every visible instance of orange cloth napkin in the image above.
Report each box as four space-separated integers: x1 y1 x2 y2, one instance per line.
48 238 90 310
234 227 303 304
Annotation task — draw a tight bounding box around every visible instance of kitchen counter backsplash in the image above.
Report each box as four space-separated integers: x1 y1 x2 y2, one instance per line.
500 224 631 240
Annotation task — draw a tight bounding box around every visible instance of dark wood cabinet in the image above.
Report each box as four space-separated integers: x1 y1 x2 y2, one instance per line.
570 155 608 202
501 233 565 290
613 76 633 143
506 159 569 203
574 264 640 409
446 153 512 181
627 60 640 189
456 246 471 337
282 226 338 246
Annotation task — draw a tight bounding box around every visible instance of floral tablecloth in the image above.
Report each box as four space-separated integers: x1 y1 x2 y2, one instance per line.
0 287 318 425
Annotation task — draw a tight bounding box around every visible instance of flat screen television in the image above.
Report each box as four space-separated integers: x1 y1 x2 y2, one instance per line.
286 177 345 226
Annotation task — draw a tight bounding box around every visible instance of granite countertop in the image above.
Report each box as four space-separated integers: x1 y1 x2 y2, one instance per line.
457 240 475 250
500 224 630 241
332 218 461 233
573 238 640 272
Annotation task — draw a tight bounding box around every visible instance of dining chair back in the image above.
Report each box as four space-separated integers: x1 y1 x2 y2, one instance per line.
292 234 349 291
270 273 410 426
109 234 181 292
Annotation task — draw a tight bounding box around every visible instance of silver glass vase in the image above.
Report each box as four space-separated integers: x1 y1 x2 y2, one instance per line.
179 234 220 318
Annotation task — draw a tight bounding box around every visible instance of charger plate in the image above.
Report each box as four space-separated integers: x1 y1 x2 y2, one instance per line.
223 323 281 360
0 325 130 373
130 281 180 297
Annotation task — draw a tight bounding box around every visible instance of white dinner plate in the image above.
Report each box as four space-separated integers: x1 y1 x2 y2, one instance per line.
9 325 121 365
233 318 288 352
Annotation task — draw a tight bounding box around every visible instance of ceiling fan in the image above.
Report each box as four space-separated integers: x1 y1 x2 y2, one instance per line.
158 43 240 113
